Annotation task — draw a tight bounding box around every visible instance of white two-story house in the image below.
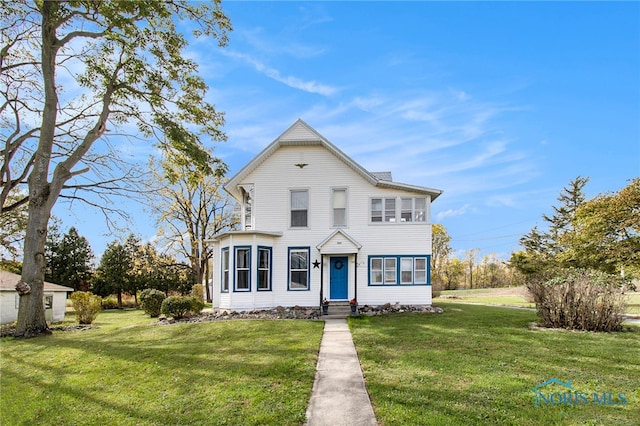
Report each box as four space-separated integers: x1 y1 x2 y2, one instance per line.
210 119 442 311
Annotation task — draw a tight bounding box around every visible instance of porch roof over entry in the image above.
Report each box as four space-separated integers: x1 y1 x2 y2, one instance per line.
316 229 362 254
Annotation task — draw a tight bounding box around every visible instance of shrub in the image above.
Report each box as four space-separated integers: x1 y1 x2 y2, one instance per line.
140 289 166 317
161 296 193 320
526 268 629 332
101 298 119 310
191 284 204 302
189 296 205 314
70 291 102 325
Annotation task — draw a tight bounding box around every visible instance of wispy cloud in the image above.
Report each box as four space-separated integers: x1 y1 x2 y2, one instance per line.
222 50 338 96
436 204 472 221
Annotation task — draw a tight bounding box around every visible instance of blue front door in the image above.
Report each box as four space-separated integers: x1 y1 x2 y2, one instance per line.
330 256 348 300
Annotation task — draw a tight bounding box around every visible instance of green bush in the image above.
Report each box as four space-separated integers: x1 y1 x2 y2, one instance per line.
189 296 205 314
526 268 629 332
70 291 102 325
101 298 119 310
140 289 166 317
161 296 193 320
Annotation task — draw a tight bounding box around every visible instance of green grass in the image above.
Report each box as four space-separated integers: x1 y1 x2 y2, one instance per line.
350 302 640 426
1 310 324 425
439 286 535 308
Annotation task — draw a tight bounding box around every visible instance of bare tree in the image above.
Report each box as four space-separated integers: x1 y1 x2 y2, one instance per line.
1 1 231 337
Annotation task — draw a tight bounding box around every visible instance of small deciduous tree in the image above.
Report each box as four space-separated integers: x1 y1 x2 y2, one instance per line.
431 223 452 290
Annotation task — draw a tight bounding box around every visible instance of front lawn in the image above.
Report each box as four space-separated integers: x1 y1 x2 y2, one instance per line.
350 302 640 425
0 310 324 425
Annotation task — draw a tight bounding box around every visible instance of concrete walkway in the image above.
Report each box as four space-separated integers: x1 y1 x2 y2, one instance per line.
305 319 377 426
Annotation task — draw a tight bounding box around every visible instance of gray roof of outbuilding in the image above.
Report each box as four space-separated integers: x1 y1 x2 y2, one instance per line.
0 271 74 292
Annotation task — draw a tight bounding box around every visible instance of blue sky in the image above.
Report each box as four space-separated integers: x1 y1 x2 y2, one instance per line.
53 1 640 261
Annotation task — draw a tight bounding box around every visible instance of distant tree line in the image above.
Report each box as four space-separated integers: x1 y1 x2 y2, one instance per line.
431 224 522 292
42 227 194 308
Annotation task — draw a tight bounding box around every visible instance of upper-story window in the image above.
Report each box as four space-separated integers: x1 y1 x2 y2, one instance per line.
291 189 309 227
332 188 347 227
401 197 426 222
371 197 427 223
240 184 254 230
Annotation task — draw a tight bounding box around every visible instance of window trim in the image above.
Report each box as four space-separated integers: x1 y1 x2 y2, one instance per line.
290 188 310 228
221 247 230 293
368 255 431 286
234 246 251 292
257 246 272 291
288 247 311 291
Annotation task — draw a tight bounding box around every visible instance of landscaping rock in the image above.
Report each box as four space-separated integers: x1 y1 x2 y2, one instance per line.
153 303 442 326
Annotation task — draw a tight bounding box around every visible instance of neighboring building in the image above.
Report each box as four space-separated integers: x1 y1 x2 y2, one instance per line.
0 271 73 324
210 119 442 311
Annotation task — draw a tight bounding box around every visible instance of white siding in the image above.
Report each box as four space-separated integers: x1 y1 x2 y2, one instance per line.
213 144 435 310
0 291 69 324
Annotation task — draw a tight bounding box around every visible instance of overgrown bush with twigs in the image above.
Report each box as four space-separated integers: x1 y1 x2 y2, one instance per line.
526 268 630 332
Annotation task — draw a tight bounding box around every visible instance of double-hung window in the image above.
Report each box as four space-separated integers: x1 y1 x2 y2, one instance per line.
291 190 309 227
257 247 271 291
414 257 427 284
400 258 414 284
371 198 383 223
221 248 229 292
332 188 347 227
384 258 397 284
235 247 250 291
289 248 310 290
370 197 398 222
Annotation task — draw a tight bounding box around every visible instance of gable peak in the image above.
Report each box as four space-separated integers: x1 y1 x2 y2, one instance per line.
278 119 324 142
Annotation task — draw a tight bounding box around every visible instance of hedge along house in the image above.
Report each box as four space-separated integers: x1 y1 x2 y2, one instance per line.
210 120 442 311
0 271 73 324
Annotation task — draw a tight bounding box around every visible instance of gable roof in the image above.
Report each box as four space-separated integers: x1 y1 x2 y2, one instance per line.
224 119 443 201
316 229 363 254
0 271 74 292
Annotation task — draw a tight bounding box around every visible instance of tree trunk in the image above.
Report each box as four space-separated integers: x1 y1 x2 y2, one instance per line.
14 2 59 338
15 202 52 337
204 258 212 302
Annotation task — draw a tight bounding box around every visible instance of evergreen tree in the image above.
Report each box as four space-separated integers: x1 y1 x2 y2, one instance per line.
46 227 94 290
512 176 589 273
93 240 133 308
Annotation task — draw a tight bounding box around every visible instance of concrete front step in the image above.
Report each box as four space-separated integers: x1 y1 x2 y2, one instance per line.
322 303 358 318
